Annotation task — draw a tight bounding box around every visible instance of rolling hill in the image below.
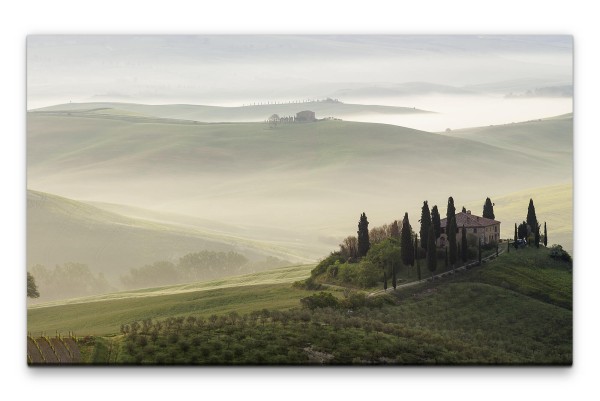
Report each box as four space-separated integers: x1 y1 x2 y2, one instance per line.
27 105 572 300
31 100 432 123
27 190 313 284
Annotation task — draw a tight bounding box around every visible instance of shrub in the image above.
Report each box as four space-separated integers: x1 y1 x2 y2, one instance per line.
549 245 572 265
300 292 340 310
312 252 345 276
356 260 381 288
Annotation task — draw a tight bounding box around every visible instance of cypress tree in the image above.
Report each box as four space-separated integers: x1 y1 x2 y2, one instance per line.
419 201 431 251
526 198 538 235
431 205 441 240
461 225 468 263
426 225 437 280
462 206 467 213
514 223 518 249
446 197 456 223
383 271 388 292
357 212 370 257
482 197 495 219
448 216 457 272
415 234 421 281
444 246 448 269
535 223 540 248
544 222 548 247
401 213 414 268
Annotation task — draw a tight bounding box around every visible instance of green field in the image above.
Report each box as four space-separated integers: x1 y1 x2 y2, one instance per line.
28 246 572 364
27 264 315 336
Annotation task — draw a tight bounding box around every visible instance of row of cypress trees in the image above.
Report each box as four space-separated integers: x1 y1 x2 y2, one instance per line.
512 198 547 249
358 195 494 285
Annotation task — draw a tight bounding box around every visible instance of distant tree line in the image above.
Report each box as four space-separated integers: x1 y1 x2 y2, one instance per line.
120 251 292 290
27 262 113 302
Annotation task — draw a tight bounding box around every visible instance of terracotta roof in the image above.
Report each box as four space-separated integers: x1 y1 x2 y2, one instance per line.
440 212 500 228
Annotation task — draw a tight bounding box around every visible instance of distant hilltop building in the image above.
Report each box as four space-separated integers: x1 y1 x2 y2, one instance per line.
438 210 500 247
296 110 316 122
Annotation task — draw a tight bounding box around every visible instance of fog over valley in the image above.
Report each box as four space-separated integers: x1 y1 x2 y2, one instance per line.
26 35 573 300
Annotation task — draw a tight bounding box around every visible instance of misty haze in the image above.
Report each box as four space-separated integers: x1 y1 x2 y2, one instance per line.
26 35 573 366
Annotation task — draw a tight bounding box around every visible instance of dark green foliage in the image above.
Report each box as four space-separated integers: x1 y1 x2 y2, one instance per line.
431 205 441 240
390 220 400 239
444 247 448 268
448 216 457 269
535 223 541 248
357 212 370 257
401 213 414 267
392 264 397 290
312 252 345 276
526 198 538 234
446 196 456 222
514 223 518 243
462 206 467 213
27 272 40 298
461 226 468 263
482 197 495 220
549 245 572 265
108 245 571 366
426 225 437 278
300 292 340 310
518 221 528 240
419 201 431 250
383 272 388 291
415 234 421 281
544 222 548 247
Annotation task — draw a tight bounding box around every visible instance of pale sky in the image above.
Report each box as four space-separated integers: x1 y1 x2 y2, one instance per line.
27 35 572 110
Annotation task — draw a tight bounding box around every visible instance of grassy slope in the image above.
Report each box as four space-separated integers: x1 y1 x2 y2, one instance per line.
28 247 571 363
463 183 572 253
27 264 315 336
441 113 573 164
27 190 312 282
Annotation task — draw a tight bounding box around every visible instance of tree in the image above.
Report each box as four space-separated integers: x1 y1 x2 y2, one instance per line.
446 197 456 223
444 247 448 269
448 216 457 271
514 223 518 248
415 234 421 281
426 225 437 279
518 221 528 241
383 271 388 292
462 206 467 213
535 223 541 248
431 205 441 240
400 213 414 269
419 201 431 250
390 220 400 239
482 197 495 219
544 222 548 247
340 236 358 259
357 212 370 257
461 225 468 263
392 264 397 290
27 272 39 298
526 198 538 235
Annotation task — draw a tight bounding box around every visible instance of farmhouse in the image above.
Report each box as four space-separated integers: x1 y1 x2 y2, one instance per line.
295 110 316 122
438 211 500 247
